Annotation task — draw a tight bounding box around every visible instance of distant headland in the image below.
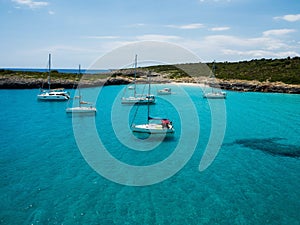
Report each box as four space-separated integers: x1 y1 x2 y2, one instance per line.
1 57 300 94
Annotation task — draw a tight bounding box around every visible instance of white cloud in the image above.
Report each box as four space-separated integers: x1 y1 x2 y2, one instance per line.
263 29 296 37
135 34 181 42
177 33 299 61
223 49 299 59
48 10 54 15
223 49 270 57
125 23 146 28
79 32 299 63
83 36 120 40
105 32 299 62
202 35 255 47
274 14 300 22
34 31 298 67
167 23 204 29
39 45 98 53
198 34 293 50
12 0 49 9
210 26 230 31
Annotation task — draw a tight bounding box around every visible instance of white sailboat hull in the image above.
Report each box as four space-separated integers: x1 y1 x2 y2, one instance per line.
66 106 97 113
132 123 174 134
157 91 171 95
121 96 155 104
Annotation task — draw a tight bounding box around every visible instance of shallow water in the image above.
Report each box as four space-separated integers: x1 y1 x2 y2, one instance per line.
0 85 299 224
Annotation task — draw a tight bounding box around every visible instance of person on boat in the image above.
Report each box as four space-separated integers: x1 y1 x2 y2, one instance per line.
162 119 171 129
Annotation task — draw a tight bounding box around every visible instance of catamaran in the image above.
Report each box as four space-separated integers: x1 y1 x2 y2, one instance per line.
37 54 70 101
66 65 96 114
121 54 155 105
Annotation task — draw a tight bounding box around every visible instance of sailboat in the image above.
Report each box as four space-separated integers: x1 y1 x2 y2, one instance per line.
37 54 70 101
203 61 226 99
131 75 174 135
121 54 155 105
66 65 97 114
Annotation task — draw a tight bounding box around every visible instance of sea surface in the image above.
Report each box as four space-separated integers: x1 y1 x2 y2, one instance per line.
0 84 299 225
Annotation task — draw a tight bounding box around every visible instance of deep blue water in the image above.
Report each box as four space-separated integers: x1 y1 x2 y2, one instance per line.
0 85 300 224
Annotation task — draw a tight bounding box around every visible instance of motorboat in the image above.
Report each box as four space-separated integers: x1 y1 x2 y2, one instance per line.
38 88 70 101
203 91 226 99
157 87 172 95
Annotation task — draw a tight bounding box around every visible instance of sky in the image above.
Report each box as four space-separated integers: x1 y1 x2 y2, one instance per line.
1 0 300 69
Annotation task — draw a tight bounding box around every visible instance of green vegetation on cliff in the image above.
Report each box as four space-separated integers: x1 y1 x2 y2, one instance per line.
143 56 300 84
212 57 300 84
0 69 79 80
0 69 110 81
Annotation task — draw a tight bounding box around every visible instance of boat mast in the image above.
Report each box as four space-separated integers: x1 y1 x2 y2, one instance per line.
134 54 137 97
78 64 81 107
212 60 216 93
48 53 51 91
147 71 151 123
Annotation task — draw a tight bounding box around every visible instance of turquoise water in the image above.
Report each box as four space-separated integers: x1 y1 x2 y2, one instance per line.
0 85 300 224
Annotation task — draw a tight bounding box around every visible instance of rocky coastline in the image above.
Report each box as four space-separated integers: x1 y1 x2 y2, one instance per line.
169 77 300 94
0 76 131 89
1 74 300 94
216 80 300 94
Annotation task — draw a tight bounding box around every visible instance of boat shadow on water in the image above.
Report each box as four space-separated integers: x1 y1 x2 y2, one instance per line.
227 137 300 158
132 132 176 141
66 112 96 118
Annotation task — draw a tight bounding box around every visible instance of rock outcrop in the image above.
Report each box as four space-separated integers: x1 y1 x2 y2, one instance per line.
0 76 131 89
214 80 300 94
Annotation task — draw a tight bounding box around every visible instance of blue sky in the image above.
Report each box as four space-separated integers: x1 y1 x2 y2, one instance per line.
1 0 300 68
